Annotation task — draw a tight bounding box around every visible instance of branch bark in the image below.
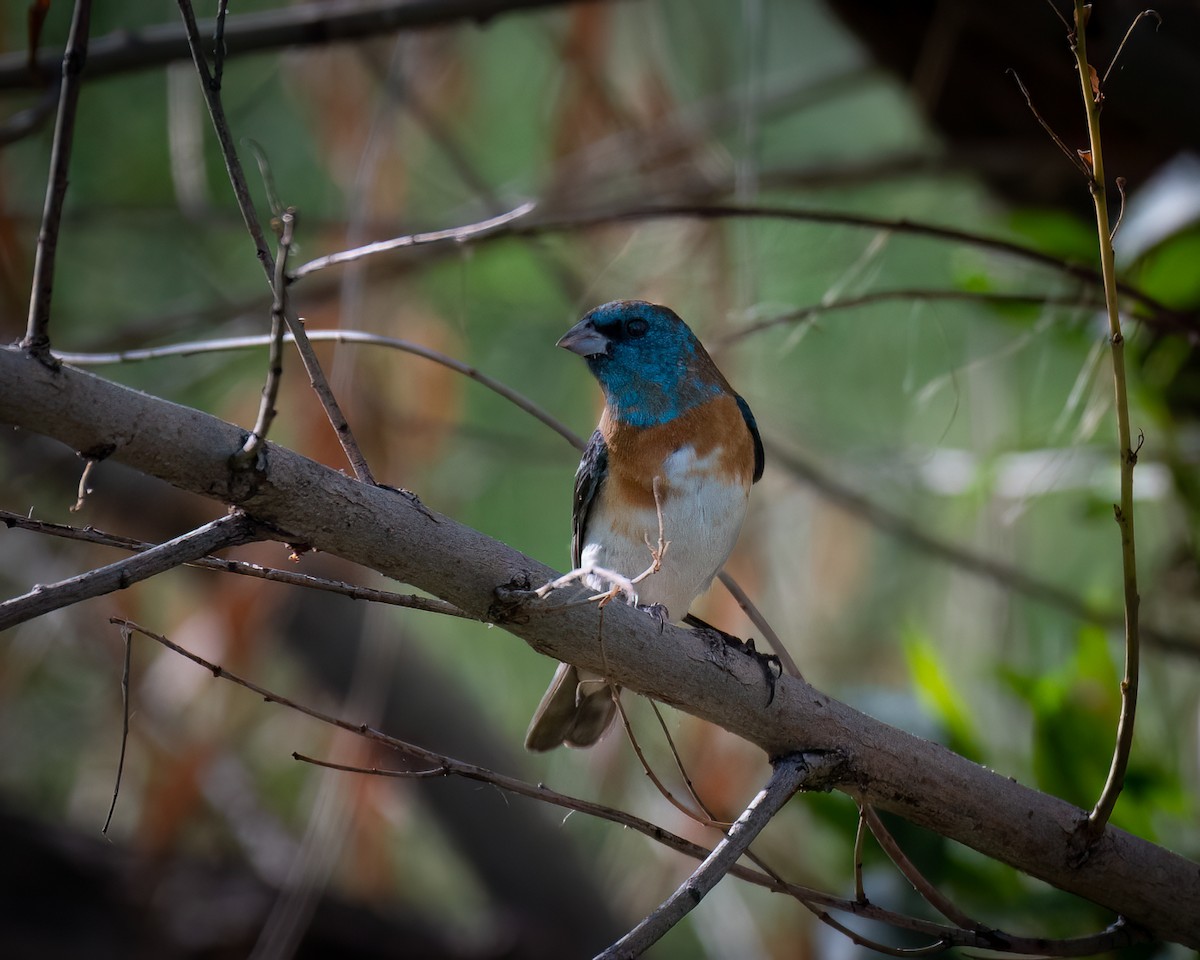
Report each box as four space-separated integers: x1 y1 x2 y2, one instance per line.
0 0 611 90
2 346 1198 948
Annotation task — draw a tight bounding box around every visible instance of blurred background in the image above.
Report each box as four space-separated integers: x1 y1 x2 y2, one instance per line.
1 1 1198 957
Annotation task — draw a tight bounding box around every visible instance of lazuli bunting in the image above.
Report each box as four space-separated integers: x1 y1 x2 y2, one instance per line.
525 300 764 751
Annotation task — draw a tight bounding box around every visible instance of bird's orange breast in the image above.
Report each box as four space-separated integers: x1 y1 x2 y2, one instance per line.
599 393 756 512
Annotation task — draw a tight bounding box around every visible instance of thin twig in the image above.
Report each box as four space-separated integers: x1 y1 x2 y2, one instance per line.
647 700 729 825
1070 0 1142 841
853 804 868 904
863 807 983 933
718 288 1108 346
1100 10 1162 89
55 329 584 450
21 0 92 364
235 208 295 468
1007 68 1092 178
596 753 831 959
102 621 133 835
176 0 377 483
1109 177 1127 243
211 0 230 89
0 509 473 620
612 693 724 826
290 201 537 280
0 512 259 631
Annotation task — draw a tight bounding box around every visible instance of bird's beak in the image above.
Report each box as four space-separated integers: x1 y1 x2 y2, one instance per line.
556 318 610 358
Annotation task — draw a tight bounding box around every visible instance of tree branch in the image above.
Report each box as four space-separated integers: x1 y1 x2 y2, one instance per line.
597 752 831 959
0 509 259 630
0 508 473 620
1 346 1198 948
0 0 611 90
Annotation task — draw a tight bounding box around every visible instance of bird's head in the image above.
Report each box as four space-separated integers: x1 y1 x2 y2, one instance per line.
557 300 727 427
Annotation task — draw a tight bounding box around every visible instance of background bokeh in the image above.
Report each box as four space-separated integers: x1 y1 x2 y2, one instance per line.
1 2 1198 957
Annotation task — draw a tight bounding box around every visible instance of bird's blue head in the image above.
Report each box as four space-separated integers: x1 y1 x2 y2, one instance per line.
557 300 726 427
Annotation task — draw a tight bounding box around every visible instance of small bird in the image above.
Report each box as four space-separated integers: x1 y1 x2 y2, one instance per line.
524 300 764 752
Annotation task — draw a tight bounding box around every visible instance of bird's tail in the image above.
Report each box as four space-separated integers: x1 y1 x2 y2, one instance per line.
524 661 618 751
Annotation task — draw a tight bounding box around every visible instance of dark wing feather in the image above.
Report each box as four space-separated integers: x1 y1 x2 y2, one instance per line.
735 394 765 483
572 429 608 566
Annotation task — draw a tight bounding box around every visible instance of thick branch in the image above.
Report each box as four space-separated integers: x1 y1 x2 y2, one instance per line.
1 346 1197 948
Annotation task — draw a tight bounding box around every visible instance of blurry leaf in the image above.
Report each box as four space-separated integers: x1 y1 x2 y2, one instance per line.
1129 225 1200 309
1007 208 1099 261
1002 625 1118 808
902 628 982 760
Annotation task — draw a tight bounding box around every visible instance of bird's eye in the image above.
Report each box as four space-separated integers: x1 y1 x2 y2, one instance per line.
625 317 649 339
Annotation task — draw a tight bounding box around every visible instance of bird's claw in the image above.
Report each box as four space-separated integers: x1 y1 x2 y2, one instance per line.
636 602 669 633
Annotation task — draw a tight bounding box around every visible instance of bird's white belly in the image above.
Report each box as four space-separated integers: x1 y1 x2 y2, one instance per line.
580 445 750 621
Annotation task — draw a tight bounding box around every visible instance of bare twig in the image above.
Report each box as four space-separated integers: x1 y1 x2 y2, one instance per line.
0 509 472 620
174 0 270 265
718 288 1108 346
595 753 834 959
21 0 92 364
102 621 133 835
176 0 378 483
290 201 536 280
863 807 982 932
1007 68 1092 178
211 0 231 88
0 512 259 631
1070 0 1142 841
56 329 584 450
235 208 295 468
500 204 1179 326
1100 10 1162 89
853 804 868 904
1110 176 1127 242
612 692 725 826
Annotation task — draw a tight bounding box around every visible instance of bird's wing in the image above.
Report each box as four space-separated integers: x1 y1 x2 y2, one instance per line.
572 428 608 567
735 394 765 483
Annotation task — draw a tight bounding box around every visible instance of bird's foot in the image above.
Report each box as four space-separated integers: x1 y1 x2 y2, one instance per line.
636 602 669 633
534 563 640 608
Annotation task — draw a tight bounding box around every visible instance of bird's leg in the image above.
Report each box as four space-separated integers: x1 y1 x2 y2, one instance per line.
640 475 670 575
